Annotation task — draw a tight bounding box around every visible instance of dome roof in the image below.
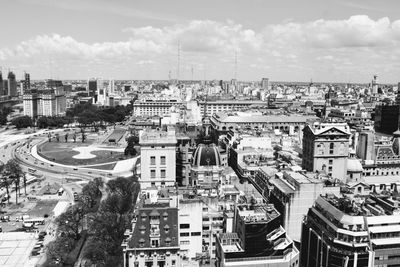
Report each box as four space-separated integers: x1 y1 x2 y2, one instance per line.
347 158 363 173
193 144 221 167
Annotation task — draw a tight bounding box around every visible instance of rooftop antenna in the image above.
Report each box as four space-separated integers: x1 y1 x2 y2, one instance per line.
234 51 238 80
177 41 181 81
191 65 194 81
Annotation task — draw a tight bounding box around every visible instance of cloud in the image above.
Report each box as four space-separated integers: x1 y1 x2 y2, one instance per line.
268 15 400 48
2 15 400 81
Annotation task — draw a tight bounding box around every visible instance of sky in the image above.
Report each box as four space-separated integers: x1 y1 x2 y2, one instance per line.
1 0 400 83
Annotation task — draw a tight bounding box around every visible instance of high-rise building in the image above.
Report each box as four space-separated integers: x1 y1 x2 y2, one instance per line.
88 79 97 97
215 203 299 267
300 194 400 267
265 171 340 243
372 74 378 95
23 72 30 93
374 104 400 135
396 82 400 105
23 79 66 118
261 77 269 101
302 122 351 181
7 71 17 97
139 128 177 188
0 71 3 95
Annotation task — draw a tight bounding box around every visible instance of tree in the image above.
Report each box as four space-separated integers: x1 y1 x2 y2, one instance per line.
124 135 138 156
2 160 23 204
56 205 85 240
11 116 33 129
82 237 107 266
80 178 103 212
47 236 76 265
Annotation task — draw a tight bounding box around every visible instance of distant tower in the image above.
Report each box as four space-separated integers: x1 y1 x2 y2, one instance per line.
177 41 181 81
0 71 3 96
261 78 269 101
7 71 17 97
372 74 378 95
234 51 238 80
23 72 31 93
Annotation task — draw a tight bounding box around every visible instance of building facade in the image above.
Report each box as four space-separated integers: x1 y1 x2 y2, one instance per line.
139 128 177 188
302 122 351 180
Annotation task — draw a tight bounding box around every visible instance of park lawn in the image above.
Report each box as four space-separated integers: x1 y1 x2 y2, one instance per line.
38 141 128 165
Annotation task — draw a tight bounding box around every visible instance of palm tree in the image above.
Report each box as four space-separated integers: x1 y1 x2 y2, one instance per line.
3 160 23 205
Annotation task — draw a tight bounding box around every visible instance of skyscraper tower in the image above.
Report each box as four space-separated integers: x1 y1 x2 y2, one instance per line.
261 78 269 101
372 74 378 95
23 72 31 93
7 71 17 97
0 71 3 96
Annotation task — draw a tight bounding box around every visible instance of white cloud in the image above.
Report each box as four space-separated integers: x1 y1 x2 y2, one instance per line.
1 15 400 81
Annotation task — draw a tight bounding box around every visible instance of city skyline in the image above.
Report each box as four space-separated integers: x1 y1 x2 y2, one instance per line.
1 0 400 82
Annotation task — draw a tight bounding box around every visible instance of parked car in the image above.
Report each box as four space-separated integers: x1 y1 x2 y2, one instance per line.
0 215 10 222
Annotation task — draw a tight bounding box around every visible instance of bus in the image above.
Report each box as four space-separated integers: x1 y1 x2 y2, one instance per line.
24 217 45 225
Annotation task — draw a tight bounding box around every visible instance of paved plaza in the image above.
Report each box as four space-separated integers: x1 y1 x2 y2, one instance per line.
0 232 41 267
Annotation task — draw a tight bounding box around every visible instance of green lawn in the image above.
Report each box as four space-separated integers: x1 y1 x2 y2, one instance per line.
37 141 129 165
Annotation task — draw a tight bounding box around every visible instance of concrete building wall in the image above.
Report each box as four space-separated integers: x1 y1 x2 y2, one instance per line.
179 200 203 259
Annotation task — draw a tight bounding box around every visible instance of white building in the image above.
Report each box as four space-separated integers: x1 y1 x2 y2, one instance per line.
139 128 177 188
178 199 203 259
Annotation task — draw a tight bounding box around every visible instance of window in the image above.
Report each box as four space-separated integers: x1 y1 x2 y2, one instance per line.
151 239 159 247
180 224 190 229
150 156 156 165
172 260 176 266
329 143 334 154
160 156 166 165
161 170 166 179
151 170 156 179
180 232 190 237
329 159 333 165
191 232 201 236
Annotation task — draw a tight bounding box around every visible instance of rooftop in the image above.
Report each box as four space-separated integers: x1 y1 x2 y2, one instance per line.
139 129 177 145
213 112 317 124
237 204 280 224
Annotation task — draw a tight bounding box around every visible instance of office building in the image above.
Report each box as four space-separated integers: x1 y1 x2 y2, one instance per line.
7 71 17 97
215 203 299 267
133 97 183 117
139 128 177 188
266 171 340 243
88 79 97 97
374 104 400 135
199 100 268 117
302 122 351 180
23 79 66 118
301 194 400 267
0 71 3 95
23 72 30 93
261 78 269 101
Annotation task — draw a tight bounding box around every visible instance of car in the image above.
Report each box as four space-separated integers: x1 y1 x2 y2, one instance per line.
31 250 40 256
0 215 10 222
